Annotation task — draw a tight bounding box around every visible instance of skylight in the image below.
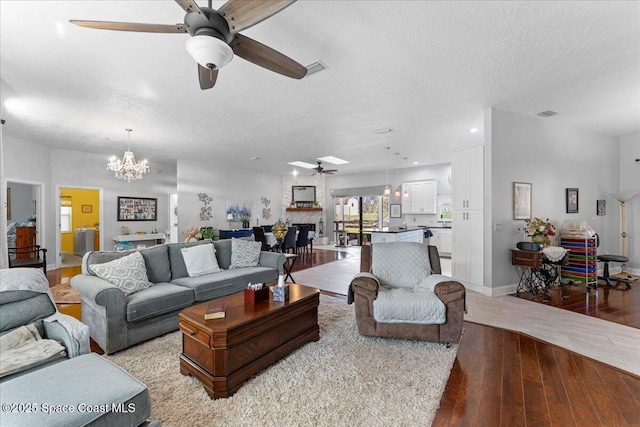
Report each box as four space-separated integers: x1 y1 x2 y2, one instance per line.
287 161 317 169
317 156 349 165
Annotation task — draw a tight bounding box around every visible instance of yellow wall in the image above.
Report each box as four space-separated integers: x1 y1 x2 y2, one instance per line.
61 188 100 254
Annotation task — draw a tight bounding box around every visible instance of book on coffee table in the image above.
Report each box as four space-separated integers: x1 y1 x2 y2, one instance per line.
204 301 226 320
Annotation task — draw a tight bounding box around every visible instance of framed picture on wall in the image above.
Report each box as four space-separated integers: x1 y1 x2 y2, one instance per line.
597 199 606 216
513 182 532 220
117 196 157 221
82 204 92 213
390 204 402 218
566 188 579 213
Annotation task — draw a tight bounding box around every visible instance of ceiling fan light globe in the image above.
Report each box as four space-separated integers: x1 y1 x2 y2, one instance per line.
186 35 233 70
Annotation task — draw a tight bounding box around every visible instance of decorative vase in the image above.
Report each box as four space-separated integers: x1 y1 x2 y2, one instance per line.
531 235 547 245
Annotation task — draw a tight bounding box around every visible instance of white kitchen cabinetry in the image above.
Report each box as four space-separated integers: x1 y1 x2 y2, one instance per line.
401 180 437 214
452 144 484 287
432 228 452 255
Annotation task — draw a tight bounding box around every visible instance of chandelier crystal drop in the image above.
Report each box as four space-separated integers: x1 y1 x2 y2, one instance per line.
107 129 149 182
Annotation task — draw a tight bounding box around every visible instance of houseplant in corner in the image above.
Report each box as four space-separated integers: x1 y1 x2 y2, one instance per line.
524 217 556 245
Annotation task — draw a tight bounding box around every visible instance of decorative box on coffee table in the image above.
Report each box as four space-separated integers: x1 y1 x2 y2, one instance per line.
178 284 320 399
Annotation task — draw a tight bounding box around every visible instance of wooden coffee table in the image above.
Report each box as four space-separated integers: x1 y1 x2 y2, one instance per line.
178 283 320 399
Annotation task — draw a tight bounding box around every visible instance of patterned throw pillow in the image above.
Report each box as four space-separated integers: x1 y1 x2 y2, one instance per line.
230 238 262 269
90 251 153 296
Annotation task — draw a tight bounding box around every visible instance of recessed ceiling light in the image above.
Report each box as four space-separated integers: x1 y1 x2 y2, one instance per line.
293 169 298 176
317 156 349 165
469 128 478 133
249 156 260 160
537 110 558 117
288 161 317 169
413 161 419 165
375 128 392 134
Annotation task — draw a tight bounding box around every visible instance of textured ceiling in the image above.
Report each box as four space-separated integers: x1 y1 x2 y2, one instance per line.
1 1 639 176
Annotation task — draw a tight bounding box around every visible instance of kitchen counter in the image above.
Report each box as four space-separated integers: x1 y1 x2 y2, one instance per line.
370 228 424 243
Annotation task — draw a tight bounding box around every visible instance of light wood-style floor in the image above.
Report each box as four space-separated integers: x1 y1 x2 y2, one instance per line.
47 248 640 425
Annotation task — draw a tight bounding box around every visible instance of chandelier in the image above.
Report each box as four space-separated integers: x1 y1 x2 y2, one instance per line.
107 129 149 182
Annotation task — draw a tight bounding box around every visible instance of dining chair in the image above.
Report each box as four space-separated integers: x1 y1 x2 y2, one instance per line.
296 225 311 256
282 226 298 254
252 226 271 252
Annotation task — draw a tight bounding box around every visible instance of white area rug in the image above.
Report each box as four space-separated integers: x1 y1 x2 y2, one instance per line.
107 295 457 426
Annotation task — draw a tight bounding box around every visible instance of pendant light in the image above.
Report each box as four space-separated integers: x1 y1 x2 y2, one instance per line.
394 153 401 199
384 147 391 196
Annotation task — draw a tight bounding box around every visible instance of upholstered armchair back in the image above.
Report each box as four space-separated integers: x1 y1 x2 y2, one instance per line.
370 242 431 288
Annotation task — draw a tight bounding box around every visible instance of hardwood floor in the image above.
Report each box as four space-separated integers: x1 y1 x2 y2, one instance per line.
45 251 640 425
512 281 640 329
433 322 640 426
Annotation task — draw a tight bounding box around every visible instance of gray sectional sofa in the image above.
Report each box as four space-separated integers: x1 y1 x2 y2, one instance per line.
71 240 285 354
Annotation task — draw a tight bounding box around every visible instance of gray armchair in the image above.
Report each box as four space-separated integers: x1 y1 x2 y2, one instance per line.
0 268 90 381
348 243 466 345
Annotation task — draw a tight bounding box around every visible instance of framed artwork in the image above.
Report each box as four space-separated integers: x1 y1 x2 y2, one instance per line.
82 204 92 213
7 188 10 220
226 200 252 221
513 182 532 220
117 196 157 221
566 188 579 213
597 199 606 216
390 204 402 218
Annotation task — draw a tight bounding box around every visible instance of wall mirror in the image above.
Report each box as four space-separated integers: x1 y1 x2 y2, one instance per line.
292 186 316 202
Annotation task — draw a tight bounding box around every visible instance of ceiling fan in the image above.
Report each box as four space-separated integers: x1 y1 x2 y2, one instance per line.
311 162 337 175
70 0 308 90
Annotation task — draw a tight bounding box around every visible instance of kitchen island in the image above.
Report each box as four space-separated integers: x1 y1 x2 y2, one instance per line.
370 228 425 243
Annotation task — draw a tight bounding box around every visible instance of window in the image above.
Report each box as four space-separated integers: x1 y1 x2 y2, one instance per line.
61 206 72 233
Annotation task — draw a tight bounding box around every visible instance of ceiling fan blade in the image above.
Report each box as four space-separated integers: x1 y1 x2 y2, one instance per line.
198 64 218 90
175 0 203 14
230 34 307 79
69 20 186 33
324 170 338 174
218 0 295 34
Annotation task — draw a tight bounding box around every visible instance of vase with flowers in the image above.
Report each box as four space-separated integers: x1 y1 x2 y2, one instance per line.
524 217 556 246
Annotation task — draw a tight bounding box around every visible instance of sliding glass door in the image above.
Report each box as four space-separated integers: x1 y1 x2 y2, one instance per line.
334 195 388 245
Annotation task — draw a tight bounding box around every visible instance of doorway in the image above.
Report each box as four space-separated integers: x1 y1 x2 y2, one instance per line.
6 180 44 262
334 195 388 245
58 187 101 268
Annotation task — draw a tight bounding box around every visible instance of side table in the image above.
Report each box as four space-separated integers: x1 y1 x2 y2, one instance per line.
283 253 297 283
511 249 566 299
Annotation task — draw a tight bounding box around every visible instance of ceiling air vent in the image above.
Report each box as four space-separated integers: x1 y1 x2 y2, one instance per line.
305 60 328 76
537 110 558 117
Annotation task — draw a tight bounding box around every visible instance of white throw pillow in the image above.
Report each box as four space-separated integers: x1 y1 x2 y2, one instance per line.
181 243 221 277
230 238 261 269
90 251 153 296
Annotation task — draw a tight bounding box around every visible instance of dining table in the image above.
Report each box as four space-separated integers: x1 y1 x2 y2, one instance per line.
265 230 316 252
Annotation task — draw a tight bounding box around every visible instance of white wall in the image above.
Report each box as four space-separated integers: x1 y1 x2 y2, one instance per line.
488 108 621 289
177 159 282 238
619 133 640 268
6 182 33 222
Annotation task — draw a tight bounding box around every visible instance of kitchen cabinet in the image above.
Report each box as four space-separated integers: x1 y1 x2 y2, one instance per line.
452 143 484 287
452 145 483 210
401 180 437 214
431 228 452 256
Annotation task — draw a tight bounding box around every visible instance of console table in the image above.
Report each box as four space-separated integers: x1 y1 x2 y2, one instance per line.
113 233 166 249
511 249 567 299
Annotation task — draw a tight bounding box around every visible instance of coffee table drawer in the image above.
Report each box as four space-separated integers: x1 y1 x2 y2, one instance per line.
180 319 211 347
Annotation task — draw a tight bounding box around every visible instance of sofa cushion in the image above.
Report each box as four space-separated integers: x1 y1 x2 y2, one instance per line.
168 240 211 280
372 242 431 288
91 252 153 296
373 287 446 325
0 323 67 379
181 243 221 277
85 250 130 275
140 244 171 283
0 353 151 427
0 293 56 334
212 239 233 270
230 238 262 269
172 266 278 301
126 282 195 322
